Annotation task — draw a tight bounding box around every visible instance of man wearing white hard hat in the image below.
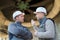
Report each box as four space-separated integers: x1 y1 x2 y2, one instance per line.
31 7 56 40
8 11 33 40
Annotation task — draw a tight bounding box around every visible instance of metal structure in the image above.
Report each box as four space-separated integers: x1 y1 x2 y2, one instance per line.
0 0 60 36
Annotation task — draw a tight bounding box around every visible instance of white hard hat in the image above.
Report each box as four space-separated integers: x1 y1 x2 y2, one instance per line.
34 7 47 15
13 11 25 20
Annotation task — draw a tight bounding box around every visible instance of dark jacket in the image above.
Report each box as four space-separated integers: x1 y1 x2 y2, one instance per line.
8 22 33 40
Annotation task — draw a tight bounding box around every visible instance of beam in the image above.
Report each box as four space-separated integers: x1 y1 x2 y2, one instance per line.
47 0 60 18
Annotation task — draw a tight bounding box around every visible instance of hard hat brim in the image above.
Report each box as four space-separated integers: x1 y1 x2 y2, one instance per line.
34 11 47 15
33 12 37 14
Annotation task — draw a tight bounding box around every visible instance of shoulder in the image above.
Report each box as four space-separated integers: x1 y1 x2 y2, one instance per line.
8 22 17 31
46 19 54 23
8 22 16 29
8 22 15 26
45 19 54 25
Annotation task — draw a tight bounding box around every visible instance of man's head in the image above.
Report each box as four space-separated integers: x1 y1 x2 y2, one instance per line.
34 7 47 20
13 11 25 23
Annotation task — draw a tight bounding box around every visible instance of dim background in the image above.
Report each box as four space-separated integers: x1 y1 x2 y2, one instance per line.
0 0 60 40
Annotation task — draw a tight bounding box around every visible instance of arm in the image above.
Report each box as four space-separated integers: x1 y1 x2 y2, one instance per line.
34 20 55 38
33 25 39 31
31 19 39 31
8 23 21 35
8 23 33 39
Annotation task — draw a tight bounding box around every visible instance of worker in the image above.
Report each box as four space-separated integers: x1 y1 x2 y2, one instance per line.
31 7 56 40
8 11 33 40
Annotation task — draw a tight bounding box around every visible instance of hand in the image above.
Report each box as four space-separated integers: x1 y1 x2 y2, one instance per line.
31 19 35 26
34 31 38 37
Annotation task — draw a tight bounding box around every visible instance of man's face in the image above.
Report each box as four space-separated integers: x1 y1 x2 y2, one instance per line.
35 12 44 20
16 14 24 23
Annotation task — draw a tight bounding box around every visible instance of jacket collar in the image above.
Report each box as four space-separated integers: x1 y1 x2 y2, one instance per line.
39 16 47 24
15 21 22 26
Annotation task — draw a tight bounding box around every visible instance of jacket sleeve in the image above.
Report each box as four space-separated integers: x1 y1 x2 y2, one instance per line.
8 23 33 39
34 20 55 38
8 23 21 35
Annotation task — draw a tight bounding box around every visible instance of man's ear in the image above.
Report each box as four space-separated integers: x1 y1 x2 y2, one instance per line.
15 16 18 20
